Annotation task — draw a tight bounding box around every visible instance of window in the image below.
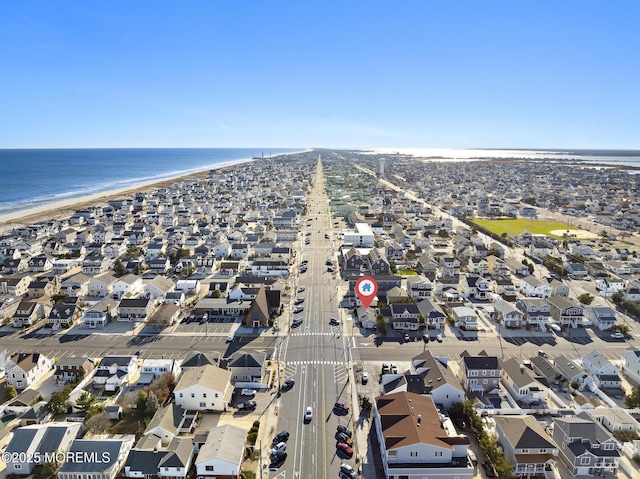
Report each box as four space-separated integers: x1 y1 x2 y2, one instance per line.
199 402 206 408
410 451 418 457
482 370 487 376
15 464 22 470
388 450 397 457
491 370 496 376
191 393 195 398
521 449 529 454
604 443 614 450
205 465 214 471
203 393 207 398
580 457 590 465
435 451 443 457
179 393 183 398
470 370 478 376
483 379 488 384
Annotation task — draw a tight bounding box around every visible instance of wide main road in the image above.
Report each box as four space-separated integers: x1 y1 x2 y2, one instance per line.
272 158 354 479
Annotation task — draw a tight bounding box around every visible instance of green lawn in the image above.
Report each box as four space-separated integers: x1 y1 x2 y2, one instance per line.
471 218 574 240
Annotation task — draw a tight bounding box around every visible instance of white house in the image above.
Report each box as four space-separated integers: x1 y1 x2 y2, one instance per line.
94 356 139 391
195 425 245 479
624 349 640 386
174 364 232 412
113 274 144 300
6 352 54 390
520 275 552 299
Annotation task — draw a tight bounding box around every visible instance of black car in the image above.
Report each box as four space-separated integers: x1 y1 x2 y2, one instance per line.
481 461 497 478
334 401 349 414
281 379 295 392
269 452 287 470
273 430 290 444
337 424 352 437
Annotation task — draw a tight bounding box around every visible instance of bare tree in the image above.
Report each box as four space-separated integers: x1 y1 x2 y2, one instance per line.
85 412 112 434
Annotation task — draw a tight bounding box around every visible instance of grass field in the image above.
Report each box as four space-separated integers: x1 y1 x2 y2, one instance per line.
471 218 574 240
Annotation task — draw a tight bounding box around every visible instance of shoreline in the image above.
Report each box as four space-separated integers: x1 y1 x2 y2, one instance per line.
0 157 253 236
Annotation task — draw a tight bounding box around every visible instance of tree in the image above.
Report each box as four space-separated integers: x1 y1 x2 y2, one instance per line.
3 385 17 402
376 313 387 335
76 392 97 414
389 261 397 274
359 394 372 411
211 289 221 298
145 391 160 415
577 293 594 305
570 380 580 391
625 385 640 408
614 323 631 336
113 259 126 277
437 228 449 238
85 412 112 434
611 291 624 305
137 391 148 412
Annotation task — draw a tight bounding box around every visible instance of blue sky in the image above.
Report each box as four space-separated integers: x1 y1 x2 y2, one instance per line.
1 1 639 149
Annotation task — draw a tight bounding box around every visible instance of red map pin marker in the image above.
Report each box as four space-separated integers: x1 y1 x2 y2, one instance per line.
355 276 378 309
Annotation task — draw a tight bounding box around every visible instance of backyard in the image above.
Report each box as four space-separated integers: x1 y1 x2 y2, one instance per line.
471 218 595 240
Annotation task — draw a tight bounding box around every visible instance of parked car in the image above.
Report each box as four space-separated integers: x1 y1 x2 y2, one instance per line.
295 297 305 304
329 316 340 325
304 406 313 422
237 400 256 410
337 425 352 437
293 306 304 313
390 363 398 374
361 372 369 384
273 430 290 444
226 335 234 343
340 463 357 479
269 452 287 470
422 333 430 343
334 401 349 414
481 461 497 478
281 379 295 392
271 442 287 456
611 332 625 339
241 389 257 396
538 349 548 358
403 332 410 342
435 334 443 342
292 317 304 326
336 442 353 457
381 363 390 373
298 286 306 292
336 432 353 445
327 267 334 272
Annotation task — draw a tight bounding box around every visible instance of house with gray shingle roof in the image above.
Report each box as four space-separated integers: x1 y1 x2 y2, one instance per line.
500 358 549 405
195 425 246 478
552 416 620 476
227 351 265 383
58 435 135 479
6 352 54 390
493 415 558 478
125 437 194 479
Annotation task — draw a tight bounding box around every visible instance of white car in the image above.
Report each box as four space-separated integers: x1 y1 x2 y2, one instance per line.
436 334 443 342
611 332 625 339
241 389 257 396
271 442 287 455
304 406 313 422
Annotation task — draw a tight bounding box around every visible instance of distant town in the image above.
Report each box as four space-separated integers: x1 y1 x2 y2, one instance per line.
1 149 640 479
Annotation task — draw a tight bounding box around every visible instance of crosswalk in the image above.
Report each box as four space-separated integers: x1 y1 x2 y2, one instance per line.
286 360 346 365
291 332 339 336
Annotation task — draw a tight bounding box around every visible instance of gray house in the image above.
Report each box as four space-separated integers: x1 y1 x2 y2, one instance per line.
552 416 620 476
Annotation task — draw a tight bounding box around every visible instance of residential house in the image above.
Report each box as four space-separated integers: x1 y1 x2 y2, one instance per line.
12 299 48 328
500 357 549 405
0 274 32 296
81 253 112 275
54 357 95 384
451 306 479 331
47 303 82 328
516 297 552 332
144 275 175 300
582 351 622 390
588 306 617 331
548 278 570 297
60 273 91 297
58 436 135 479
149 257 171 275
389 303 420 331
493 299 524 328
460 274 491 301
26 276 59 299
554 355 589 389
416 298 446 330
118 298 155 322
80 298 117 328
143 403 186 446
546 296 584 329
410 350 465 410
113 274 144 299
595 277 626 298
468 257 489 276
27 255 53 273
87 272 118 298
406 275 433 301
6 352 54 390
94 356 139 391
529 355 568 392
461 354 500 394
173 364 232 412
552 416 620 476
580 409 640 436
3 422 82 475
140 358 181 382
374 392 473 479
194 425 245 479
366 248 391 275
493 415 558 478
520 275 552 299
124 437 193 479
227 351 265 383
623 349 640 386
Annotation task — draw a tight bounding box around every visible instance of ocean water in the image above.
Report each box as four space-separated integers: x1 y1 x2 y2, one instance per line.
0 148 300 217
